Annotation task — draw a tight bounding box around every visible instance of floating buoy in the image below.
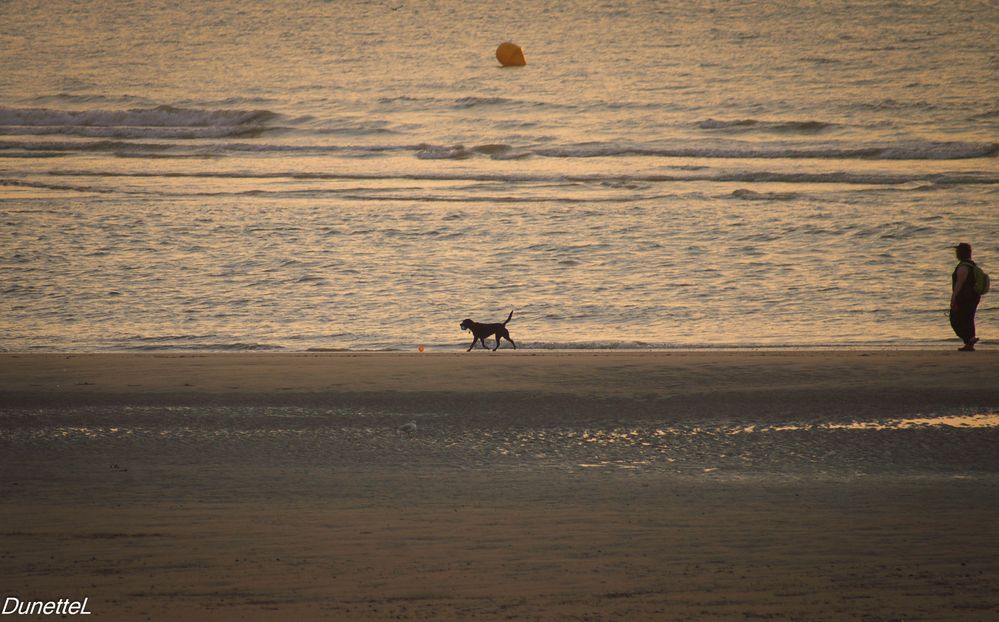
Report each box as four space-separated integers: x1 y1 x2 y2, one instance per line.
418 344 425 352
496 42 526 67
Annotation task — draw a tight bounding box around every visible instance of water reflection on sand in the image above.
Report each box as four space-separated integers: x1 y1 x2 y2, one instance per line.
718 413 999 434
2 408 997 476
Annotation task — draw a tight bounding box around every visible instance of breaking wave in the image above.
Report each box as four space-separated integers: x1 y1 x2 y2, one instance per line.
1 104 994 162
6 167 996 200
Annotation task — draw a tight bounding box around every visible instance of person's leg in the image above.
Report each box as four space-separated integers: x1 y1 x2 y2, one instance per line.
968 300 979 343
950 307 969 344
954 302 979 350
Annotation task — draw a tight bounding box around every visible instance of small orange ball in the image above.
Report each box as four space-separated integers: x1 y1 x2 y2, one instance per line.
496 42 526 67
418 345 425 352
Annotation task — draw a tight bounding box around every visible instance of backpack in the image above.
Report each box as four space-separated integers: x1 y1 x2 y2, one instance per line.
961 261 991 295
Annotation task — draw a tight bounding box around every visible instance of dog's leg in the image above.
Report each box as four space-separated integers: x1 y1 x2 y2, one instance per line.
467 337 478 352
480 337 488 350
506 335 517 349
493 335 501 351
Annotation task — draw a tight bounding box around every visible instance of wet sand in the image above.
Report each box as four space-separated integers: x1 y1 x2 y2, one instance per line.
2 351 999 620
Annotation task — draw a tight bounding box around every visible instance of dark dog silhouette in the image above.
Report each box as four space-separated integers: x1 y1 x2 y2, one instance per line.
459 310 517 352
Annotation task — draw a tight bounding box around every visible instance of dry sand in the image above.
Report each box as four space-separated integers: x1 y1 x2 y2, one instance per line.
2 351 998 621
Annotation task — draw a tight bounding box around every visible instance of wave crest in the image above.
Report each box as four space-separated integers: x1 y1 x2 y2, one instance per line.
698 118 836 133
415 144 472 160
0 104 278 128
2 136 995 162
729 189 800 201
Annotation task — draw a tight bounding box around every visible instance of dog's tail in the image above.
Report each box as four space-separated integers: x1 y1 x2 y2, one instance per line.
504 309 514 325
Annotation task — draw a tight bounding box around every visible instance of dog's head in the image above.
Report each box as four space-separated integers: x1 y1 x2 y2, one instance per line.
459 319 473 332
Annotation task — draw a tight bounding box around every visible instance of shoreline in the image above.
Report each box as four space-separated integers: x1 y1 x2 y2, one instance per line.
0 340 977 355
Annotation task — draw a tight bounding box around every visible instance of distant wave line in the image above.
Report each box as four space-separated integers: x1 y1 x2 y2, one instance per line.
0 125 282 139
0 178 673 202
533 142 999 161
376 94 581 111
1 137 995 161
697 118 836 132
0 139 407 154
0 105 278 127
25 169 999 187
0 124 399 140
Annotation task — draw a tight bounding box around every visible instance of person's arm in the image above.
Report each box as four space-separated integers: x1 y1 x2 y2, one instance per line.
951 265 969 309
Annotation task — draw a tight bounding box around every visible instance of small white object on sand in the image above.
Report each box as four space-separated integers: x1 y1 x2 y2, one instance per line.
397 421 417 434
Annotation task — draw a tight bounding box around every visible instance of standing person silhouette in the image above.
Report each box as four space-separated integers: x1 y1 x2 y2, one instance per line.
950 242 981 351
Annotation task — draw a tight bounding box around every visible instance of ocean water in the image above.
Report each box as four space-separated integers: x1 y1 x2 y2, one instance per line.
1 0 996 352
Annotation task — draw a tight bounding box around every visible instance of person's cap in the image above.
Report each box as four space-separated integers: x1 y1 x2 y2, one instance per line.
953 242 972 253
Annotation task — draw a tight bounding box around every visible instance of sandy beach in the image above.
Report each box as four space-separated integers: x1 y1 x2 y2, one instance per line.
2 351 998 621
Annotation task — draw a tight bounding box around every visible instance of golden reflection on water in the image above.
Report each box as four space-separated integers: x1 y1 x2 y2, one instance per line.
4 407 997 475
732 413 999 434
16 412 999 444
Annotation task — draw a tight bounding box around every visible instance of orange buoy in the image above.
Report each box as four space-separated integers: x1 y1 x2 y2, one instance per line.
418 344 425 352
496 42 526 67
